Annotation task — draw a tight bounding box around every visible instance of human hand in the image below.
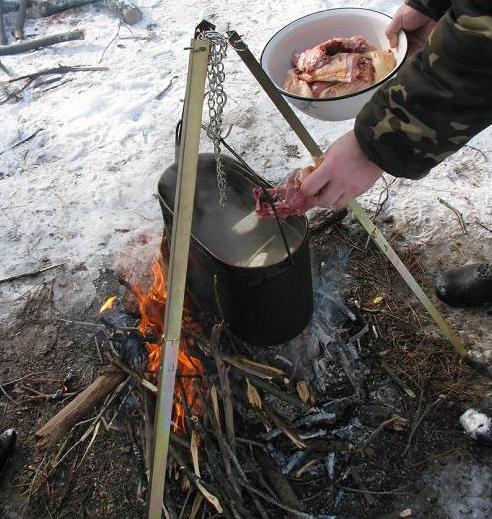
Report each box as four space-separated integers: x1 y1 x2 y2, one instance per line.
300 131 383 210
386 5 437 56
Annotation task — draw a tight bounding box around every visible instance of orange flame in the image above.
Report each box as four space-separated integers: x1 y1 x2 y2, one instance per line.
99 295 117 314
131 258 203 431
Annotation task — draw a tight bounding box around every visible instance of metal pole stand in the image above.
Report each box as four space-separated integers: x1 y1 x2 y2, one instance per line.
147 38 209 519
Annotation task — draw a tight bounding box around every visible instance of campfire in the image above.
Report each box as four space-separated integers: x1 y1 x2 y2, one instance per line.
32 231 403 518
100 257 205 433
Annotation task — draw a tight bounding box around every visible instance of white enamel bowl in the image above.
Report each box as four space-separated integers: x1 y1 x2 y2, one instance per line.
260 8 408 121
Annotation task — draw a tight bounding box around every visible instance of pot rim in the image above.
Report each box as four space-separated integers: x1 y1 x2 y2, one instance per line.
158 153 310 273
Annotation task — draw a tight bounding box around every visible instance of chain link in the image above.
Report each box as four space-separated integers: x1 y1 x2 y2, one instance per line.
203 30 228 205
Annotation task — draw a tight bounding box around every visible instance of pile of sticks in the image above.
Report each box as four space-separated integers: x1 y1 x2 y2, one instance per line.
0 0 142 54
33 318 362 517
30 262 413 517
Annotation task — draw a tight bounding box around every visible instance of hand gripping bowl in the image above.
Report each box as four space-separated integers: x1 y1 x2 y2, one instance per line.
260 8 408 121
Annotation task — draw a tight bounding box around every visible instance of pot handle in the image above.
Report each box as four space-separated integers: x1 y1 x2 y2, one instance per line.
175 120 183 164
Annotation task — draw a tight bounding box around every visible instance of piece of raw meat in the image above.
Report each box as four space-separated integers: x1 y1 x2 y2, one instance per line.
299 53 374 84
253 157 323 218
283 68 313 97
311 81 336 97
295 35 369 73
317 78 370 98
364 50 396 81
283 35 395 100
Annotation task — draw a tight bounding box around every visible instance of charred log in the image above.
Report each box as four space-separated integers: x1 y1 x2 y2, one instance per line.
253 447 303 510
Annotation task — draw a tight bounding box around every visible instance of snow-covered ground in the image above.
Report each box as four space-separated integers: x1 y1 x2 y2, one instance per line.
0 1 490 353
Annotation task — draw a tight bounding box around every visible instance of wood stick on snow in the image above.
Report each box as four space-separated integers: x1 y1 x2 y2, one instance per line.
5 64 107 84
0 262 63 284
36 0 98 17
35 369 126 448
0 29 84 56
14 0 27 40
0 0 8 46
1 0 23 14
104 0 142 25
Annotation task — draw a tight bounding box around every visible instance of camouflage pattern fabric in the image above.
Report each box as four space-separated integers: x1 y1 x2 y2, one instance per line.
406 0 450 21
354 1 492 179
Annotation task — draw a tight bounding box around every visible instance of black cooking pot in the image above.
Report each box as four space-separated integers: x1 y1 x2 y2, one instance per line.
157 127 313 346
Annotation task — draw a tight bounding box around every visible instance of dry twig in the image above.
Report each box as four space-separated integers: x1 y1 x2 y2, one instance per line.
0 262 63 284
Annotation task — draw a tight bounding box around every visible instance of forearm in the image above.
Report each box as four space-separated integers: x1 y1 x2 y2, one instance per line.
355 1 492 179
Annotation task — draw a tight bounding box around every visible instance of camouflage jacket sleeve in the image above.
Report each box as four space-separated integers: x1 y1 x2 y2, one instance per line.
406 0 450 21
354 1 492 180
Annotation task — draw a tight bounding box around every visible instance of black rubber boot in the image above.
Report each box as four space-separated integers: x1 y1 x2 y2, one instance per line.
435 263 492 307
0 429 16 474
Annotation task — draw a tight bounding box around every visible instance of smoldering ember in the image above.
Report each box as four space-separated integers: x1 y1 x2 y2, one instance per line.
0 1 491 519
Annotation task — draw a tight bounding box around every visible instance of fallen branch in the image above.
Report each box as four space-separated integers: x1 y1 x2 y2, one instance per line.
438 197 467 235
155 75 178 100
0 60 13 76
35 369 126 448
5 64 107 84
2 0 27 13
0 262 63 284
379 360 416 399
0 29 84 56
36 0 98 16
237 480 315 519
0 0 8 46
402 395 445 457
0 128 43 156
14 0 27 40
359 415 406 452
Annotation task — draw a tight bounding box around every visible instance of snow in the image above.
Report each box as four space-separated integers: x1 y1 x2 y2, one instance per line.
0 1 490 354
460 409 492 443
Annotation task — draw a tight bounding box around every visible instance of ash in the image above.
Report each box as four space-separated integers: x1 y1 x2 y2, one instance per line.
250 241 396 479
257 243 370 405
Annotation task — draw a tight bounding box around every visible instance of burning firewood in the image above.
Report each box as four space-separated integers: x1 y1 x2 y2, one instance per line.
35 369 126 449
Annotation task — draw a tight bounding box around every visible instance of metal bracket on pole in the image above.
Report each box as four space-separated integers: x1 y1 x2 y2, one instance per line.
147 38 210 519
226 30 468 360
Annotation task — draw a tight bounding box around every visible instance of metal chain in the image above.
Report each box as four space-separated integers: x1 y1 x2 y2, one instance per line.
203 30 228 205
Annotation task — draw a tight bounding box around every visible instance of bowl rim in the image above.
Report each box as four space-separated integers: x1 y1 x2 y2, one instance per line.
260 7 408 103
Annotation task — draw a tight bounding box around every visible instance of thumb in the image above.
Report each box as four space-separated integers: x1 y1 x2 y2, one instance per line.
300 160 331 196
386 13 402 48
